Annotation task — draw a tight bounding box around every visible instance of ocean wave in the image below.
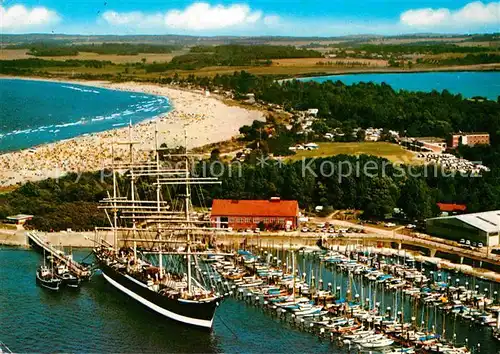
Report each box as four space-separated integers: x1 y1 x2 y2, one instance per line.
121 110 134 116
62 85 100 94
54 120 84 128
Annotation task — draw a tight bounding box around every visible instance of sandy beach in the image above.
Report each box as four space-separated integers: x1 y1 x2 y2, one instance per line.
0 79 265 187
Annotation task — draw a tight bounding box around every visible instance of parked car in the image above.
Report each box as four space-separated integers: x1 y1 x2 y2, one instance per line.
406 224 416 229
460 239 465 244
472 242 477 248
245 229 252 233
466 240 471 246
328 228 335 233
478 242 484 248
301 227 309 232
384 222 396 227
254 228 260 233
317 222 325 228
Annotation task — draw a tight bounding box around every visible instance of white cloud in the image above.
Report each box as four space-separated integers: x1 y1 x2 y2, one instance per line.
101 2 276 32
101 11 164 29
400 1 500 28
0 4 60 31
165 3 261 30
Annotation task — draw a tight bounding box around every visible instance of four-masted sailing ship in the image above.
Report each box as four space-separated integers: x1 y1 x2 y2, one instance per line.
93 124 230 329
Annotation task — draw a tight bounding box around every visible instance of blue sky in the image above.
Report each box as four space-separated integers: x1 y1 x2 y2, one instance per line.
1 1 499 35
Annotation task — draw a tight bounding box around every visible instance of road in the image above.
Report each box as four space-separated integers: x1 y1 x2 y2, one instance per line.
310 217 500 267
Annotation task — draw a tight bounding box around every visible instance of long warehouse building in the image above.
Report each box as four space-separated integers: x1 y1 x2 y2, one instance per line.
426 210 500 246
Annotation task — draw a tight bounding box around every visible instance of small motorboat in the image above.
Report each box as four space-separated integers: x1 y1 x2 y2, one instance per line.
360 337 394 348
36 265 62 291
382 347 415 354
58 272 81 288
55 263 80 288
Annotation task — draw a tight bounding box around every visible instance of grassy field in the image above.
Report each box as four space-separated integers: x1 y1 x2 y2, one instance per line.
288 142 420 164
0 49 186 63
272 58 388 67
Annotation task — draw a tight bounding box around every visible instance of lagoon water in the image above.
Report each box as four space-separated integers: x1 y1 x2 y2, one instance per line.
1 247 499 353
298 71 500 100
0 79 171 153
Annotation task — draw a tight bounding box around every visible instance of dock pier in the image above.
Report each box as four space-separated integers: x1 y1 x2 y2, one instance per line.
26 231 91 278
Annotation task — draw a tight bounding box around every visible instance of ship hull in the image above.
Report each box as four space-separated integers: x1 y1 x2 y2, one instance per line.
97 259 220 329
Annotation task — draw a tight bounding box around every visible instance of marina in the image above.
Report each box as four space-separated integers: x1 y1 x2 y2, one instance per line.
2 243 500 353
209 246 500 353
3 125 500 352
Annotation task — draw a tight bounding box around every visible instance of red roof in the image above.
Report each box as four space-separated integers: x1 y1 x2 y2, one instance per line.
211 199 299 217
437 203 467 212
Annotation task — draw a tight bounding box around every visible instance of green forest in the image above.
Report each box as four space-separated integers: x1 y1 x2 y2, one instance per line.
158 71 500 141
417 54 500 66
1 70 500 231
0 58 114 75
2 151 500 231
355 43 498 55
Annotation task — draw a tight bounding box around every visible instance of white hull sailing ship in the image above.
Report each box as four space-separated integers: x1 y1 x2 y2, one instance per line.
93 125 230 329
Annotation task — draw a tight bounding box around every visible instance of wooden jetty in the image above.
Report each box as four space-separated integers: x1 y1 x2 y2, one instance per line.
26 232 91 278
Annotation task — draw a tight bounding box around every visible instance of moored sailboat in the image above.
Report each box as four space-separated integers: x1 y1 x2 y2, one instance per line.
93 127 230 329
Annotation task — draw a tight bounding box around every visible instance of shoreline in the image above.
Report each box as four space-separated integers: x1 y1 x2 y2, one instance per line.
279 64 500 81
2 230 499 283
280 64 500 80
0 77 265 187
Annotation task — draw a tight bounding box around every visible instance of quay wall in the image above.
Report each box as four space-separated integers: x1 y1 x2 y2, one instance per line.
2 228 499 283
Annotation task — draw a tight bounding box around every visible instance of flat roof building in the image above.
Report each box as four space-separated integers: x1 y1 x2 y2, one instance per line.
6 214 34 225
426 210 500 246
211 198 299 231
437 203 467 216
448 133 490 149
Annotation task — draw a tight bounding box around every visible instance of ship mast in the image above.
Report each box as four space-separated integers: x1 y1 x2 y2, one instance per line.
155 121 163 279
184 130 192 294
129 121 137 264
97 124 228 296
112 137 118 254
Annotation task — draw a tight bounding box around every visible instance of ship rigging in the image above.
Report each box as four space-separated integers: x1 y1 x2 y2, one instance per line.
93 123 230 328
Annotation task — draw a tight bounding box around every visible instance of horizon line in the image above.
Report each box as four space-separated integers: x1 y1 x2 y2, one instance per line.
2 32 499 39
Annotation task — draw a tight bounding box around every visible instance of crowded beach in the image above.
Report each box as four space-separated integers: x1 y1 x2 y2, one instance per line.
0 81 264 187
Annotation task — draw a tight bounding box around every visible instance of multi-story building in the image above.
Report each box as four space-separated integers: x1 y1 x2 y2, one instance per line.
448 133 490 149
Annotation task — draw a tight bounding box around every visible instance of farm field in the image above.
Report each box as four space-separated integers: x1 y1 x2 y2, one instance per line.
288 142 420 164
0 49 186 63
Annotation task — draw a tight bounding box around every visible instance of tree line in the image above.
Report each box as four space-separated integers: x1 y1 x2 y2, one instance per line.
157 71 500 143
0 58 114 75
2 152 500 231
356 44 498 55
145 45 322 72
7 42 181 56
417 54 500 66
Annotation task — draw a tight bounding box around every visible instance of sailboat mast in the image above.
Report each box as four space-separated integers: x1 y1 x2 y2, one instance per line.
184 131 192 294
155 122 163 279
292 251 295 298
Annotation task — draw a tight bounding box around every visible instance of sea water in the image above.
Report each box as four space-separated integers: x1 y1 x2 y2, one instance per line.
0 79 171 153
1 247 499 353
298 71 500 100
